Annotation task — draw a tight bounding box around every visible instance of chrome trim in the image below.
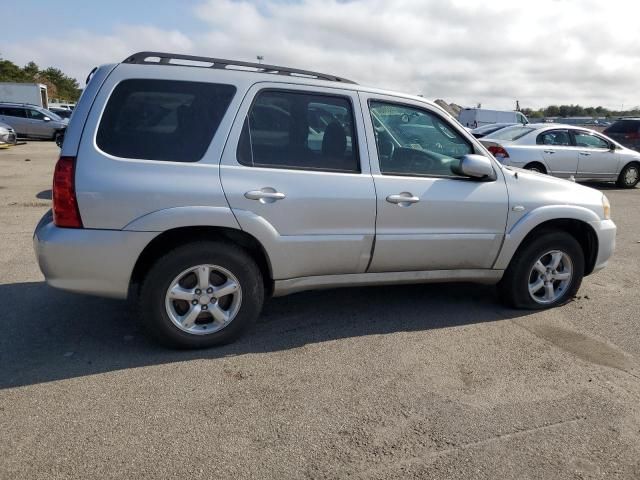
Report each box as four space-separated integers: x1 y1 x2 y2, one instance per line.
273 269 504 297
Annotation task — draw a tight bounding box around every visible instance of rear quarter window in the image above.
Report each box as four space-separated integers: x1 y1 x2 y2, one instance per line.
96 79 236 162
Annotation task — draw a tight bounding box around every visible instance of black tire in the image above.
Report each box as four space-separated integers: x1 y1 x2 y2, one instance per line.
523 162 546 174
499 230 584 309
616 162 639 188
138 241 264 349
54 131 64 147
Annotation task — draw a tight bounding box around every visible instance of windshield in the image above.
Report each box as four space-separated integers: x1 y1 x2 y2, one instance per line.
485 126 535 141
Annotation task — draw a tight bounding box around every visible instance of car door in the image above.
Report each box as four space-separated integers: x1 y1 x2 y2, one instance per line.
25 108 51 138
536 129 578 178
220 84 377 280
0 107 29 136
360 93 508 272
571 130 618 179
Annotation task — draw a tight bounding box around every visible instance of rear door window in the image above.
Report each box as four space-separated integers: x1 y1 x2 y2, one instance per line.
237 90 359 172
0 107 26 118
97 79 236 162
537 130 571 146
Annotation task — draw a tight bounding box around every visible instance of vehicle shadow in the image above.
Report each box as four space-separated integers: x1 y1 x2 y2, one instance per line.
0 281 534 389
36 189 52 200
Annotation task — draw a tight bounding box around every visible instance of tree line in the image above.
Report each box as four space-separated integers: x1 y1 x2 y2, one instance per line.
0 56 81 102
521 104 640 119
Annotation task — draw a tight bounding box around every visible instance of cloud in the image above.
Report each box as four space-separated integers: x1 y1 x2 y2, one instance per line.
5 0 640 109
3 25 193 84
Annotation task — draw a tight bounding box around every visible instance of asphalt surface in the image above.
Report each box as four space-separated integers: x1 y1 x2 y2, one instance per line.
1 142 640 479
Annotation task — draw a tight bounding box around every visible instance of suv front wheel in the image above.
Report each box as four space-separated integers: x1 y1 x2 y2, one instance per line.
139 241 264 348
499 231 584 309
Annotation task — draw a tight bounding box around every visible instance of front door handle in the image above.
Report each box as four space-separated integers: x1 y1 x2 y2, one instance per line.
245 188 286 203
544 150 556 154
386 192 420 206
579 152 591 156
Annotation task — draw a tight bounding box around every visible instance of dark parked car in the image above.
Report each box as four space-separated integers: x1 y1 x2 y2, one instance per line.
604 119 640 152
49 107 73 120
470 122 517 138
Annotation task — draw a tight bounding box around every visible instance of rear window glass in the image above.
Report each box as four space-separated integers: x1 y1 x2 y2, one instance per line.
485 126 535 141
97 79 236 162
606 120 640 134
237 90 359 172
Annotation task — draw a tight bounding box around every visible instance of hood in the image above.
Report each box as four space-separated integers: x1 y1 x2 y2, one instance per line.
501 165 606 221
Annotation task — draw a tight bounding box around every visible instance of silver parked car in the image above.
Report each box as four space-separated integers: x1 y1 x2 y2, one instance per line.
0 103 68 143
0 121 17 145
480 124 640 188
33 52 617 348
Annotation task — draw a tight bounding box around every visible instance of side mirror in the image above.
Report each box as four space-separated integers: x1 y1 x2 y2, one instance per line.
452 154 495 180
43 116 51 122
609 143 616 151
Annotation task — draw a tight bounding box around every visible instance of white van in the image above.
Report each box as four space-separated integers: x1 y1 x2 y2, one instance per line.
458 108 528 128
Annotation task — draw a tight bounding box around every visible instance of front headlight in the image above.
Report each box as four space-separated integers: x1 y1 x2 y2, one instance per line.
602 194 611 220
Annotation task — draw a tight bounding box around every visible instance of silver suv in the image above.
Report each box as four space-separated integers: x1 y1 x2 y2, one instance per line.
0 103 67 143
33 52 617 348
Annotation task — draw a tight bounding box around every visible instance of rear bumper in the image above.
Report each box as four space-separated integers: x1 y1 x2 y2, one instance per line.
590 219 616 273
33 210 157 299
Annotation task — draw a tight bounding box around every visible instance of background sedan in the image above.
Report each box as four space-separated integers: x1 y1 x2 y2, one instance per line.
480 124 640 188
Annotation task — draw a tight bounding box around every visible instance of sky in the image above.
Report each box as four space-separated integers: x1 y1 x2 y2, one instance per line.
3 0 640 110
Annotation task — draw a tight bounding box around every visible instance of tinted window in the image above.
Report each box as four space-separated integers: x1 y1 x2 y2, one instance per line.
0 107 26 118
369 101 472 177
486 126 535 141
237 90 359 172
605 120 640 134
97 79 236 162
27 109 46 120
573 131 609 149
537 130 571 146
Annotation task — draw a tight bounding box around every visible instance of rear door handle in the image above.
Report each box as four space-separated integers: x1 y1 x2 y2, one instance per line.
245 188 286 203
579 152 591 156
386 192 420 206
544 150 556 154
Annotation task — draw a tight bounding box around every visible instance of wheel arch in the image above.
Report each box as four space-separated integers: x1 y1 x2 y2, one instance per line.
129 226 274 299
523 161 548 174
495 207 600 275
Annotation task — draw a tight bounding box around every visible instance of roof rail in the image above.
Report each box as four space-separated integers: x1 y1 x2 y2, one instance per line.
122 51 357 84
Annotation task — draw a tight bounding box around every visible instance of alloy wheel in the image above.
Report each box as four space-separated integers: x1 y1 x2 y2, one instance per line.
527 250 573 304
164 264 242 335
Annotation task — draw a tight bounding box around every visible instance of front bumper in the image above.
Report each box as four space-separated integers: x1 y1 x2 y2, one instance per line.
590 219 616 273
33 210 157 299
0 129 16 145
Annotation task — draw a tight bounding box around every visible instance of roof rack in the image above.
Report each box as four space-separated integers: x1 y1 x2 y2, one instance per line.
123 52 357 84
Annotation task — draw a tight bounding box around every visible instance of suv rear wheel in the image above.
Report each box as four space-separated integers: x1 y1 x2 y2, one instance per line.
138 241 264 348
616 162 639 188
499 230 584 309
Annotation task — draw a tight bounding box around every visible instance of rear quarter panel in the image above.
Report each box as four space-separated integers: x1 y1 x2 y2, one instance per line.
74 64 253 230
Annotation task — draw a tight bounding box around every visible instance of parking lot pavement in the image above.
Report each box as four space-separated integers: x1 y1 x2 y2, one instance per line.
1 142 640 479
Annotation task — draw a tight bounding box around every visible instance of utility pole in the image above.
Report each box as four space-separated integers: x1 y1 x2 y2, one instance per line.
516 100 520 112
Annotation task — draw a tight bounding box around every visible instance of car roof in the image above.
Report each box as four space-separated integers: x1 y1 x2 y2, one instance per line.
0 102 40 108
115 52 448 117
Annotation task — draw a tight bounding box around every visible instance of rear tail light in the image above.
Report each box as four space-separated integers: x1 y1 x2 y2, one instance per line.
52 156 83 228
487 145 510 159
624 132 640 140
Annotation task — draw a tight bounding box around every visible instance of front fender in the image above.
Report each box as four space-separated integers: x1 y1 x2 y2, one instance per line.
122 206 240 232
493 205 600 270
